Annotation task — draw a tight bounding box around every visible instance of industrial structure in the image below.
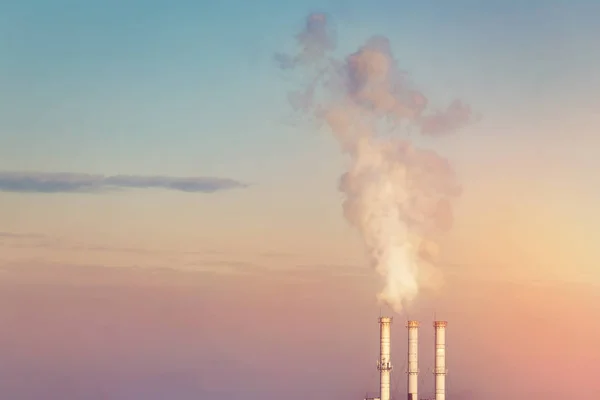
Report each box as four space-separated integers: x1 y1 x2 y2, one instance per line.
433 321 447 400
407 321 419 400
377 317 393 400
364 318 447 400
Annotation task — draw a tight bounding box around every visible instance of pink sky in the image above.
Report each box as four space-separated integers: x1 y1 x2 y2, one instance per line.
0 261 599 399
2 143 600 399
2 144 600 399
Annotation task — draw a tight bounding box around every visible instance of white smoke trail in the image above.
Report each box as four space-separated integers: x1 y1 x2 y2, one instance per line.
276 13 472 312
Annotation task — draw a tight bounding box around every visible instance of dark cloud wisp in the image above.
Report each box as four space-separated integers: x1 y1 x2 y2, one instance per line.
0 171 247 194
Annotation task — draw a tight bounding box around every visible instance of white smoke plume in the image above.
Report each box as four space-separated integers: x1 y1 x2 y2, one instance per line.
276 13 472 312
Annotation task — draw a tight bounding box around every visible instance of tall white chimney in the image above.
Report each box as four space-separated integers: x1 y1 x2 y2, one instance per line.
378 317 393 400
406 321 419 400
434 321 447 400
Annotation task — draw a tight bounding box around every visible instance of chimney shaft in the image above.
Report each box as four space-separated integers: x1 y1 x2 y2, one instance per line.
434 321 447 400
407 321 419 400
378 317 393 400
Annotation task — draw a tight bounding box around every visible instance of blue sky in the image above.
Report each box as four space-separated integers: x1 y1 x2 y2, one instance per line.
2 0 598 181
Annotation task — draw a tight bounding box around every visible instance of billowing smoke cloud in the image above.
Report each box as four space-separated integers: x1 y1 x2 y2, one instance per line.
276 13 473 312
0 171 247 194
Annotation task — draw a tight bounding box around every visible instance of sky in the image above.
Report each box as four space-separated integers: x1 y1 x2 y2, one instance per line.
1 0 600 399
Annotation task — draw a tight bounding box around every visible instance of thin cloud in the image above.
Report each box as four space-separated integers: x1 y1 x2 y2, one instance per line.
0 171 247 194
0 232 45 238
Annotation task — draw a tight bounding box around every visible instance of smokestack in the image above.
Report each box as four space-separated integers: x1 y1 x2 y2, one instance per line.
378 317 393 400
406 321 419 400
434 321 447 400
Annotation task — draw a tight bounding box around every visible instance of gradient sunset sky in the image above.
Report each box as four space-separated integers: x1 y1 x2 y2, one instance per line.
1 1 600 399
